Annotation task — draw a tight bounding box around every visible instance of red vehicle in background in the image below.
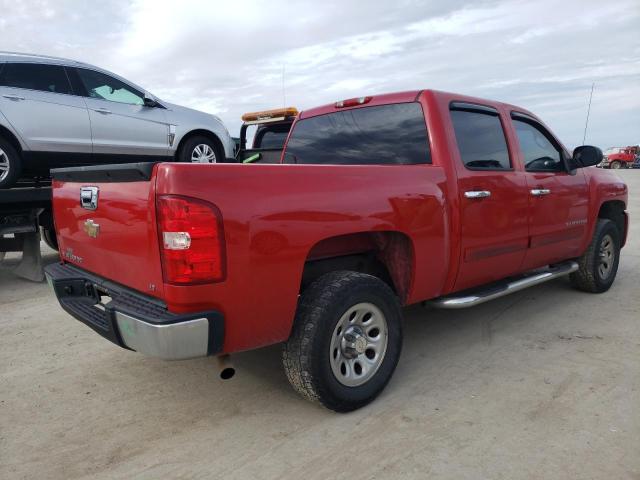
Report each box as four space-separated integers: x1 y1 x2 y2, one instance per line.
599 145 639 169
45 89 628 412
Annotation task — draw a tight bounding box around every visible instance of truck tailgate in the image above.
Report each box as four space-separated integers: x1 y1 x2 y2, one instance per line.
51 163 165 299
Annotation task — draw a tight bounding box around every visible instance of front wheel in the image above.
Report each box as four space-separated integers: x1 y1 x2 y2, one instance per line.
570 219 620 293
610 161 621 169
282 271 403 412
178 136 222 164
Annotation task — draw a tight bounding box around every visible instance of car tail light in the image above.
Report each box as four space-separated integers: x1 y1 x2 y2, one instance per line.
156 195 226 285
335 96 372 108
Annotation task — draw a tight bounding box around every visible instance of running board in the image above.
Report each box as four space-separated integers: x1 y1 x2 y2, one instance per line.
429 261 579 309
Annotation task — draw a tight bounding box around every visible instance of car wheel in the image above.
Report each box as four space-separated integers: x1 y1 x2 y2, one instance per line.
178 136 222 164
41 227 59 251
610 161 621 169
570 219 620 293
0 137 22 189
282 271 403 412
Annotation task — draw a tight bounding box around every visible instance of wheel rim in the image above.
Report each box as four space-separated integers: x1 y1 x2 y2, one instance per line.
0 147 10 182
611 162 620 169
598 234 615 279
191 144 216 163
329 302 388 387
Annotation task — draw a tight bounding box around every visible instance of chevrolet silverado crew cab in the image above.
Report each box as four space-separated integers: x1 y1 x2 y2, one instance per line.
45 90 629 412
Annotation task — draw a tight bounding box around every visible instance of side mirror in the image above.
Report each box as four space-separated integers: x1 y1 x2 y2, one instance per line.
143 93 158 108
571 145 602 169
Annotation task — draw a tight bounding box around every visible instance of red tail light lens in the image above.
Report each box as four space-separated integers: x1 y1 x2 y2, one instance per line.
156 195 226 285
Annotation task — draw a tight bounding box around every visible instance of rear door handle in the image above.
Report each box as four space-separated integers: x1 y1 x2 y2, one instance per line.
93 108 112 114
530 188 551 196
2 94 25 100
464 190 491 199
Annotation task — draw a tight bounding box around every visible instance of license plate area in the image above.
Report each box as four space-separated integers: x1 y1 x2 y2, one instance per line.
91 285 113 312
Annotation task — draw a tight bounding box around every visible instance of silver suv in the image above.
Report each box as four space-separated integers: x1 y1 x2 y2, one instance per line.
0 52 235 188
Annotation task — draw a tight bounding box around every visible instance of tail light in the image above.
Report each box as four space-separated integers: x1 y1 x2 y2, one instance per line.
156 195 226 285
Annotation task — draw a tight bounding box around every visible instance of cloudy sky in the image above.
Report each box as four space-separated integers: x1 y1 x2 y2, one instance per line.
1 0 638 149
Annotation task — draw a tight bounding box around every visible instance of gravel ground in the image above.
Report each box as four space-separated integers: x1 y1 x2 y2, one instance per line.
1 170 638 480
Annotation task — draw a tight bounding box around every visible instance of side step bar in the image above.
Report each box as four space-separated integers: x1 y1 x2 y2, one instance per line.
429 261 579 309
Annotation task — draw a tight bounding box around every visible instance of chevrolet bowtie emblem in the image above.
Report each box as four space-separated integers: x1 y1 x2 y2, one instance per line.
83 219 100 238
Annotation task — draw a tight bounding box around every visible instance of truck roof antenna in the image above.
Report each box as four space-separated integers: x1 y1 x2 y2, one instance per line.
282 63 286 108
582 82 595 145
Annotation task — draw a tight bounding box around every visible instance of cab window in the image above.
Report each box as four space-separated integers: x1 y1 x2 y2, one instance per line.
284 102 430 165
512 118 563 172
75 68 144 105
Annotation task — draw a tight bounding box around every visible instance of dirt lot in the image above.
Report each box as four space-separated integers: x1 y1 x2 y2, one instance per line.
1 171 639 480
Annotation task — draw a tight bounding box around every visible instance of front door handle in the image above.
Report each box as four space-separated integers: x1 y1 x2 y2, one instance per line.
531 188 551 196
2 94 25 100
464 190 491 199
93 108 112 114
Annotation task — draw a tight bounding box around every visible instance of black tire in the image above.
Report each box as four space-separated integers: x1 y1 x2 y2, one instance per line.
610 161 621 170
570 219 620 293
178 135 223 164
282 271 403 412
0 136 22 189
41 227 58 251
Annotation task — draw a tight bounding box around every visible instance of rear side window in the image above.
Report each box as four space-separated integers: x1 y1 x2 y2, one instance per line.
284 103 430 165
0 62 72 95
450 109 510 170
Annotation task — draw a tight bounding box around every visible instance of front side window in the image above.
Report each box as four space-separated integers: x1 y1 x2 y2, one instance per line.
513 119 562 172
450 109 511 170
75 68 144 105
0 63 72 95
284 102 430 165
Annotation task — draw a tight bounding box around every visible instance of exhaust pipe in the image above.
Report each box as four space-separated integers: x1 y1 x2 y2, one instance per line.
217 354 235 380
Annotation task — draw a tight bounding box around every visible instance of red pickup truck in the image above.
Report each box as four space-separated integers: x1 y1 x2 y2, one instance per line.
599 145 639 169
45 90 628 412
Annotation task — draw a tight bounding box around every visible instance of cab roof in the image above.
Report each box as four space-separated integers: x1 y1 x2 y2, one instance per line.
299 89 538 122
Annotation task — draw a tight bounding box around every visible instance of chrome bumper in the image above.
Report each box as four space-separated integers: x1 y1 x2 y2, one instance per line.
115 312 210 360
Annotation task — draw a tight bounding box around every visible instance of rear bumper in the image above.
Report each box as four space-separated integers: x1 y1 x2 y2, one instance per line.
44 262 224 360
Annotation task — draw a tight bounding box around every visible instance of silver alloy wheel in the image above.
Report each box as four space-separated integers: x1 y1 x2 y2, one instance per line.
598 234 614 279
0 147 9 182
191 144 217 163
329 302 388 387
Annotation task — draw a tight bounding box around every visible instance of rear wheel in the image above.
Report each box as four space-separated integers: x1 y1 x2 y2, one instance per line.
0 137 22 189
282 271 403 412
570 219 620 293
41 227 58 251
610 160 621 169
178 135 222 164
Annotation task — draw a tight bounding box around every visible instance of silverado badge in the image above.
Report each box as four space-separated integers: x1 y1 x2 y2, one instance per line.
83 219 100 238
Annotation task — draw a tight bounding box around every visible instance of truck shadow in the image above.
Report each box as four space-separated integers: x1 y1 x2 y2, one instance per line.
218 277 581 407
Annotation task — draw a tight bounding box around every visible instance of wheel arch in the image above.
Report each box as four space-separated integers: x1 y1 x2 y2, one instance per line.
0 124 24 154
598 200 627 247
174 129 225 161
300 231 415 304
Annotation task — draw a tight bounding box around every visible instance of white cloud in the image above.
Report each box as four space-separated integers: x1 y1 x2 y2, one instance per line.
0 0 638 147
